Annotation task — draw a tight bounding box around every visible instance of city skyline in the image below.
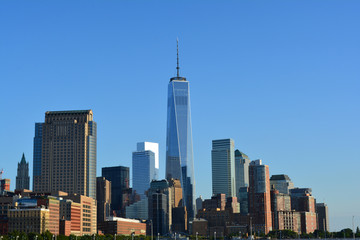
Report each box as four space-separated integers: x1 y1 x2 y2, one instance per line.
0 1 359 231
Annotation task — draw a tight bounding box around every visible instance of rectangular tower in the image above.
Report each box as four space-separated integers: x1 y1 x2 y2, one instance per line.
248 160 272 234
102 166 129 217
33 123 43 190
33 110 97 199
211 139 236 198
132 142 159 198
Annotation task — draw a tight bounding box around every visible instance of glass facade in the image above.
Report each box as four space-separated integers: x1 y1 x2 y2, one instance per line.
102 166 129 216
211 139 236 198
32 123 43 190
165 78 196 219
87 121 97 199
132 150 156 198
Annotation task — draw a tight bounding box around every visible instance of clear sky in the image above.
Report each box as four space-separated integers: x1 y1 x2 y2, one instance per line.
0 0 359 232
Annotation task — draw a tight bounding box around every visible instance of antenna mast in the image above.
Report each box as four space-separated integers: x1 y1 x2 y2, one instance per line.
176 38 180 77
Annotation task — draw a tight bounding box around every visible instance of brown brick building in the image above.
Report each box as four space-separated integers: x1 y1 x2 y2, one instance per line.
248 160 272 234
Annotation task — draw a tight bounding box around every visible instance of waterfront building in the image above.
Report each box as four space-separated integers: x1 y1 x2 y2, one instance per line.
132 142 159 199
270 174 294 194
316 203 329 232
0 179 10 193
248 159 272 234
16 153 30 191
102 166 130 217
165 41 196 219
211 139 236 198
33 110 97 199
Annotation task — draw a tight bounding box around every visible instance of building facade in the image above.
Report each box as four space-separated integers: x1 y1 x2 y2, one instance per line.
97 177 111 223
33 123 43 191
148 180 172 235
165 45 196 219
248 160 272 234
16 153 30 190
270 174 294 194
316 203 329 232
33 110 97 199
211 139 236 198
8 208 50 234
102 166 129 217
132 142 159 199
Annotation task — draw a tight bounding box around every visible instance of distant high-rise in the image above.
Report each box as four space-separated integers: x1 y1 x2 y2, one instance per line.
132 142 159 198
249 159 272 234
316 203 329 232
16 153 30 190
33 123 43 190
234 149 250 201
102 166 129 217
33 110 97 199
270 174 294 194
165 40 195 219
211 139 236 198
97 177 111 223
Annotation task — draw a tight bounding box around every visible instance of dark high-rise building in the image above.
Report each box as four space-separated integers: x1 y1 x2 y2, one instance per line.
33 110 97 199
16 153 30 190
102 166 129 217
97 177 111 223
316 203 329 232
33 123 43 190
249 160 272 234
148 180 172 235
165 41 196 219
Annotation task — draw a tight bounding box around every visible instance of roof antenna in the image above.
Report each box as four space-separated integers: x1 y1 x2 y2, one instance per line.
176 38 180 77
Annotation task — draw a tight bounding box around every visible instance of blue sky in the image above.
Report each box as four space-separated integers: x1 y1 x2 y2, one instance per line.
0 1 359 231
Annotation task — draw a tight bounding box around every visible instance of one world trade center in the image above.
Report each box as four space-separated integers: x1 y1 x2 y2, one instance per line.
166 40 196 219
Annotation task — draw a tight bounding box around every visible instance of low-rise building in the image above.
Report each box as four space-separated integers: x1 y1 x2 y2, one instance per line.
98 217 146 235
8 208 50 233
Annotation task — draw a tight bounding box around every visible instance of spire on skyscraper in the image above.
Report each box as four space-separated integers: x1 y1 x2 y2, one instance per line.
171 38 186 82
177 38 180 77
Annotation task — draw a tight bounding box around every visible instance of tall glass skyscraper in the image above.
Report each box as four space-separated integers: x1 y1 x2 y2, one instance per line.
165 41 196 219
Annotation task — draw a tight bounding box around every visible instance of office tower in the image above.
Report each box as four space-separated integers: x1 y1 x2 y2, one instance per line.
33 110 97 199
248 159 272 234
97 177 111 223
196 196 203 214
165 41 196 219
211 139 236 198
132 142 159 199
33 123 42 190
316 203 329 232
235 149 250 203
270 174 294 194
235 150 250 188
102 166 130 217
148 180 172 235
16 153 30 190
